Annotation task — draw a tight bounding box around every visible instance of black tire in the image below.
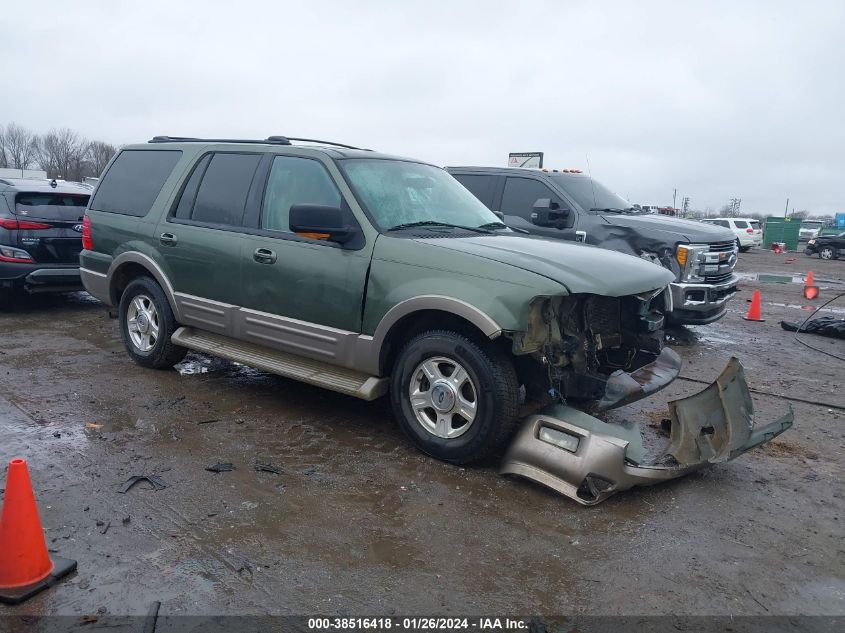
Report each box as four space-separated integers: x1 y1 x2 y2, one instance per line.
390 330 520 465
118 276 187 369
739 246 750 253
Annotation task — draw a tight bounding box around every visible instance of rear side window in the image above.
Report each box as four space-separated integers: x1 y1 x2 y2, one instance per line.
91 150 182 217
734 220 749 228
261 156 341 232
751 221 761 230
501 177 564 219
189 153 261 226
453 174 497 209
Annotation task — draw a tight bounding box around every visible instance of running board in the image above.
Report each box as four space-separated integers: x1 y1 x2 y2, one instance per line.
171 327 388 401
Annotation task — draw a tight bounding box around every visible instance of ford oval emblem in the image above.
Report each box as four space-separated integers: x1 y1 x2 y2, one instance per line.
72 224 84 233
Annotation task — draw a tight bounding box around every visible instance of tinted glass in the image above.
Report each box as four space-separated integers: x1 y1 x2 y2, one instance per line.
549 174 629 211
751 221 761 229
173 154 211 219
262 157 341 232
501 177 563 219
452 174 497 209
341 159 499 230
191 153 261 226
91 150 182 217
734 220 748 228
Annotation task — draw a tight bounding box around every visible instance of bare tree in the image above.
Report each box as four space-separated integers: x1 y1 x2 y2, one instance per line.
4 122 38 169
87 140 117 177
0 125 7 168
36 128 90 180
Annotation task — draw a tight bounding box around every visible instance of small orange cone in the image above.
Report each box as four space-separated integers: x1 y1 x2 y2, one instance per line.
804 271 819 300
0 458 76 604
742 289 765 321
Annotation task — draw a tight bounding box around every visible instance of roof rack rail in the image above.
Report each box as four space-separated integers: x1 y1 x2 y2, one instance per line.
149 136 292 145
149 135 366 150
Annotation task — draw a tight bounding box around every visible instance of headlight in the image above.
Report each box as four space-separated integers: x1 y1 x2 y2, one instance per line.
675 244 708 282
808 239 816 245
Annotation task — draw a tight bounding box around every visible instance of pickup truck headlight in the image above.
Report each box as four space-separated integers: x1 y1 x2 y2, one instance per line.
808 239 816 245
675 244 708 282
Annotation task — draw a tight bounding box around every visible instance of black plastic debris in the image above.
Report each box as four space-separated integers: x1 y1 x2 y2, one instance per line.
782 316 845 340
117 475 168 494
196 419 219 425
205 462 235 473
254 462 282 475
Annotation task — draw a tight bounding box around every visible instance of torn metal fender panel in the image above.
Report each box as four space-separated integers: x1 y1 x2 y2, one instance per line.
595 347 682 411
500 357 793 506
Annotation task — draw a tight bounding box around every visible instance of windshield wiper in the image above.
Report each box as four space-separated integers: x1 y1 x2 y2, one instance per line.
478 221 508 229
387 220 491 234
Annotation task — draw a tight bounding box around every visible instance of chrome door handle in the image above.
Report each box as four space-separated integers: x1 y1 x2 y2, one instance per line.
253 247 276 264
160 232 178 246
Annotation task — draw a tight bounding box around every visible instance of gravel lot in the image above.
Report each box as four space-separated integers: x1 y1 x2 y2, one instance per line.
0 249 843 617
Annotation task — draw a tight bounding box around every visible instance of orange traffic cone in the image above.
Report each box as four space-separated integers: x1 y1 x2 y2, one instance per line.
742 289 765 321
0 458 76 604
804 271 819 300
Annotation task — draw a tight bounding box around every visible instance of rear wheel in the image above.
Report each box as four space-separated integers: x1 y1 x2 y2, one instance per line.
819 246 835 260
390 330 520 465
119 277 187 368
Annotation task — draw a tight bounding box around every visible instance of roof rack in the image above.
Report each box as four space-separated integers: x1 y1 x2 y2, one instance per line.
149 135 365 150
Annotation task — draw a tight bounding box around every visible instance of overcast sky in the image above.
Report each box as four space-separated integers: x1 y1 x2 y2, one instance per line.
2 1 842 214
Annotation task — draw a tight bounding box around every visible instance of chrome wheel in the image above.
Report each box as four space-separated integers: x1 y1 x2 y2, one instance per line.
408 356 478 439
126 294 160 352
820 247 834 260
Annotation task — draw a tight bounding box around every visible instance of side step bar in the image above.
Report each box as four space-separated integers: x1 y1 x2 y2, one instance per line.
171 327 389 401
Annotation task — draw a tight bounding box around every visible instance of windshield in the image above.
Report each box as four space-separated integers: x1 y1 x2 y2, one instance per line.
340 159 501 231
549 174 630 212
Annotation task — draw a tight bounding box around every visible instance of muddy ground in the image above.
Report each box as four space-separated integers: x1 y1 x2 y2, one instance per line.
0 249 843 617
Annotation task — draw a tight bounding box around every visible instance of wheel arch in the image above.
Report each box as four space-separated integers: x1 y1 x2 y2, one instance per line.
108 252 180 319
372 297 503 376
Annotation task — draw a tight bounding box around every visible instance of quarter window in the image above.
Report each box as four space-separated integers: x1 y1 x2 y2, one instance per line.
734 220 749 228
190 153 261 226
261 156 341 232
91 150 182 217
501 177 564 219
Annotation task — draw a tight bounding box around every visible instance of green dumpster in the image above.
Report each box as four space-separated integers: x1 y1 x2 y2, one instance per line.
763 217 801 251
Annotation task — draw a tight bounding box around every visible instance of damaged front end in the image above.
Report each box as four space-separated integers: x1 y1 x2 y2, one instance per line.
501 358 793 505
508 290 679 410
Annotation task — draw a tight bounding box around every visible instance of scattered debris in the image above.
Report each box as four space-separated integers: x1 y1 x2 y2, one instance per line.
122 515 131 526
52 431 61 438
205 462 235 473
254 462 282 474
117 475 168 494
197 419 220 425
143 600 161 633
99 521 110 535
781 316 845 340
85 423 102 430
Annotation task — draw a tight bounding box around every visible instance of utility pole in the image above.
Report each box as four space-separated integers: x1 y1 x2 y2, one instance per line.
784 197 789 217
728 197 741 217
672 188 677 212
682 196 690 218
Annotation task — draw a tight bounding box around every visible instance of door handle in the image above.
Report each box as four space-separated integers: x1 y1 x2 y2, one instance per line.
253 247 276 264
160 232 178 246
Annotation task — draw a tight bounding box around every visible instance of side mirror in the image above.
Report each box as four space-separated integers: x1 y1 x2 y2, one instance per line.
289 204 360 245
530 198 571 228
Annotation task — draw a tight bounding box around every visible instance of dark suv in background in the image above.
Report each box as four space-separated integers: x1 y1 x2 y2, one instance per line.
447 166 739 325
0 178 90 301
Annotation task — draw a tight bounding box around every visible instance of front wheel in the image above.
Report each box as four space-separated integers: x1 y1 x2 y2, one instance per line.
819 246 835 260
390 330 520 465
119 277 187 368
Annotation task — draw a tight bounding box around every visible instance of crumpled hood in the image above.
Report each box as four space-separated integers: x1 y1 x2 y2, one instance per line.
600 214 735 244
417 234 675 296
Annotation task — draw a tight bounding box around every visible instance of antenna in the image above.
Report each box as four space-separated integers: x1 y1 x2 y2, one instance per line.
585 153 598 210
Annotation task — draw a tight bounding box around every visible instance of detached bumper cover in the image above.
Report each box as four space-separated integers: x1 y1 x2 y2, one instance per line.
501 357 793 505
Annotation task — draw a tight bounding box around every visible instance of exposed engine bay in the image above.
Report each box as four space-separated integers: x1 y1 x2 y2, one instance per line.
507 290 676 408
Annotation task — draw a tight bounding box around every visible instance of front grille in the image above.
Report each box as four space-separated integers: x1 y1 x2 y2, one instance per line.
708 240 736 253
705 271 734 285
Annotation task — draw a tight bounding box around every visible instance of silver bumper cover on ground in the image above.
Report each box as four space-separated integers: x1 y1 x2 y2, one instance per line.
501 358 793 505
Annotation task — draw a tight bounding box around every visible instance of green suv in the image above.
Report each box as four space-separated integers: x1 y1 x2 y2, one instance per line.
81 136 678 466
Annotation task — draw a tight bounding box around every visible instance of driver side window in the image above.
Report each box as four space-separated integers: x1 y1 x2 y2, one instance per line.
261 156 342 233
501 177 564 219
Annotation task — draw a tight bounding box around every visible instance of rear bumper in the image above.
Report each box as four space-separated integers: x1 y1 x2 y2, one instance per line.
501 357 793 505
80 266 110 304
0 261 81 292
668 275 738 325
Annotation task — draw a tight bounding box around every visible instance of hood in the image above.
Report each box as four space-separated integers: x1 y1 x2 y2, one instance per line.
600 214 735 244
416 234 675 296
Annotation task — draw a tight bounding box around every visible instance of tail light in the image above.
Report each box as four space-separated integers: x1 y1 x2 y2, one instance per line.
81 215 93 250
0 219 51 230
0 245 33 263
746 228 754 233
